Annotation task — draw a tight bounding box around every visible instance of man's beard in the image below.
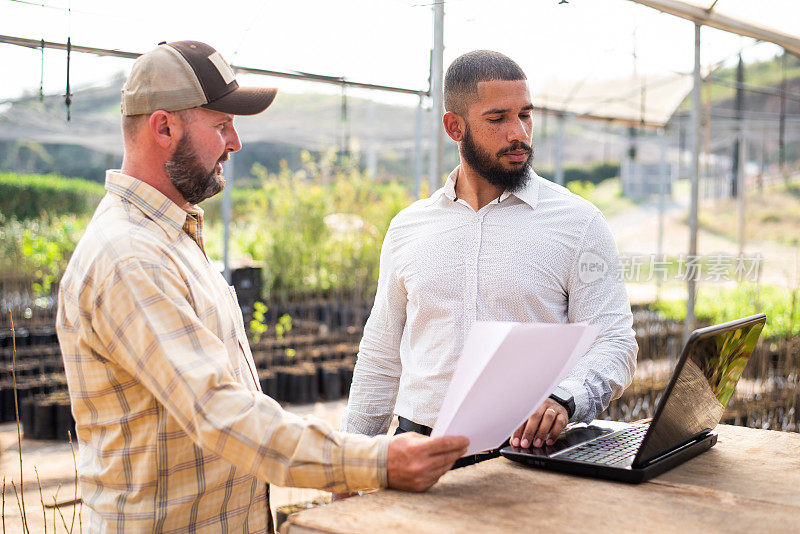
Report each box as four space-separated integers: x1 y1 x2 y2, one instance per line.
460 124 533 192
164 133 226 205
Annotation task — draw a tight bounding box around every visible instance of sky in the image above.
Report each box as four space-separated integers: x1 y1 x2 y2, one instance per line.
0 0 797 108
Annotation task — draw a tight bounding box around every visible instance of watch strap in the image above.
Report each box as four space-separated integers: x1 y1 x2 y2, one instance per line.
549 385 575 418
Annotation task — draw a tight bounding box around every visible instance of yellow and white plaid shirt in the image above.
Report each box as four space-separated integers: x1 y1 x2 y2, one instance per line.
57 171 388 533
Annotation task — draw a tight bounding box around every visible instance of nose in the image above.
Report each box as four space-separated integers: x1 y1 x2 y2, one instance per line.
508 117 531 144
226 123 242 153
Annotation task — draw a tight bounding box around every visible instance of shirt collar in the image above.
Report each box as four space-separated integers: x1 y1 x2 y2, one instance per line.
439 166 540 210
104 170 205 243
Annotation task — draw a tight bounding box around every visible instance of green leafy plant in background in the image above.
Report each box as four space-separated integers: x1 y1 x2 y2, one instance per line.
0 212 88 297
249 301 295 359
249 302 270 342
248 301 294 343
653 283 800 339
566 180 596 199
210 150 411 300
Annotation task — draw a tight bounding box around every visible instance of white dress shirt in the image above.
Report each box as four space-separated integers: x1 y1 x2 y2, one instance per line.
342 167 637 436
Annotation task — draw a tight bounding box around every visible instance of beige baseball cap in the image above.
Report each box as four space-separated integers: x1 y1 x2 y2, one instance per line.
121 40 277 116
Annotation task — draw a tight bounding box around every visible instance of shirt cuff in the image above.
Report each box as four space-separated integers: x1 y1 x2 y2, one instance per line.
339 432 391 490
558 378 593 424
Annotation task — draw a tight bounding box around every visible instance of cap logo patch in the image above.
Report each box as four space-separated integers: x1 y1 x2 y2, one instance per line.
208 52 236 85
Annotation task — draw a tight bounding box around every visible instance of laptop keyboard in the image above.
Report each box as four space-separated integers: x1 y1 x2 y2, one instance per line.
554 424 649 467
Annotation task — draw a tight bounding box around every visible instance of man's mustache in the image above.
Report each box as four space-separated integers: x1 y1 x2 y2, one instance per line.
497 142 532 157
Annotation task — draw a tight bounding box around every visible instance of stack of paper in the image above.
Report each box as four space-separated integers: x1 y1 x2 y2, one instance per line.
431 322 599 455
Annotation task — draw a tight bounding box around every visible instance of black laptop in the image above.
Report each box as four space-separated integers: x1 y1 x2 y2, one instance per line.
500 313 766 483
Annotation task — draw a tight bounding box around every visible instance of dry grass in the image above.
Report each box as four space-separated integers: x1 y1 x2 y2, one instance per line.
698 179 800 246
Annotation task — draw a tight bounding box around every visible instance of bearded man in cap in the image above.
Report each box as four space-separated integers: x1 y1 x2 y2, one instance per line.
342 50 636 464
56 41 467 533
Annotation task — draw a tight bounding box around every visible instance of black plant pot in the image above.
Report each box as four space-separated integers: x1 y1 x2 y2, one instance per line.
21 394 37 438
33 395 56 440
303 364 319 404
12 327 30 347
284 368 301 404
54 396 75 441
318 363 343 401
0 381 16 422
275 368 291 403
259 370 278 400
29 326 55 346
339 363 354 397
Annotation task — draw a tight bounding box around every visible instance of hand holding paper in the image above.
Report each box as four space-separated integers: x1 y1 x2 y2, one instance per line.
431 322 599 456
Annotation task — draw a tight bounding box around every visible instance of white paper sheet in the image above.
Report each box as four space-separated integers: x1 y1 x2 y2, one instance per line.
431 321 600 455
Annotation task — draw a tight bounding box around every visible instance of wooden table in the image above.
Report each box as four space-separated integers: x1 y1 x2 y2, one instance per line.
284 425 800 533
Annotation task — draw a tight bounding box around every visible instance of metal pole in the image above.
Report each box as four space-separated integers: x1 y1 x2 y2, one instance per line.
686 23 701 341
731 53 744 198
222 159 233 283
429 2 444 195
366 100 378 179
738 132 746 256
414 94 424 198
657 127 667 301
779 51 787 181
555 113 565 186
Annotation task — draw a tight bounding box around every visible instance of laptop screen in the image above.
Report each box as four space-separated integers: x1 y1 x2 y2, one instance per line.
634 315 765 465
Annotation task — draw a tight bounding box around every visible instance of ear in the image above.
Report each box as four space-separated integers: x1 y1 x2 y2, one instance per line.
443 111 465 142
148 110 184 150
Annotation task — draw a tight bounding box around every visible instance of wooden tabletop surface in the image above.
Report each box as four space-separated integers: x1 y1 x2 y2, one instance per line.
284 424 800 533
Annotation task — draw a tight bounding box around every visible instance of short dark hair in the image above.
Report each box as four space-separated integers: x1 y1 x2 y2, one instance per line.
121 114 148 142
444 50 527 115
121 109 198 143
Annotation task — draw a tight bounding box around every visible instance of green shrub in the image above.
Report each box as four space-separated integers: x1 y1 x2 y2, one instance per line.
0 212 89 295
539 161 620 186
202 151 413 299
652 283 800 339
566 180 596 199
0 172 105 220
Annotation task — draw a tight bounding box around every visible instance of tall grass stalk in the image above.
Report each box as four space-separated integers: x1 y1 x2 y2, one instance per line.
52 485 70 534
10 481 26 534
69 430 81 534
3 476 6 533
53 485 60 534
9 312 29 533
34 467 46 534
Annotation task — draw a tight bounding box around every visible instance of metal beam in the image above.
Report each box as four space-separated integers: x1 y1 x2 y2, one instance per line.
429 3 445 195
0 34 428 97
628 0 800 57
414 95 424 198
686 23 702 341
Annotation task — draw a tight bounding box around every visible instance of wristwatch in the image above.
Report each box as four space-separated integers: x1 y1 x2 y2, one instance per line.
549 385 575 419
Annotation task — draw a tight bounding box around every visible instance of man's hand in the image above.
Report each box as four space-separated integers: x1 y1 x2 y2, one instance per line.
387 432 469 492
510 398 568 448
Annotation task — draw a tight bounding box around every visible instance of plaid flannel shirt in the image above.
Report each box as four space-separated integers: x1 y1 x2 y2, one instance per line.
56 171 388 533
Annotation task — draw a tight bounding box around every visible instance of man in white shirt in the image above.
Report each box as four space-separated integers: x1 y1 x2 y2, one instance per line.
341 50 637 461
